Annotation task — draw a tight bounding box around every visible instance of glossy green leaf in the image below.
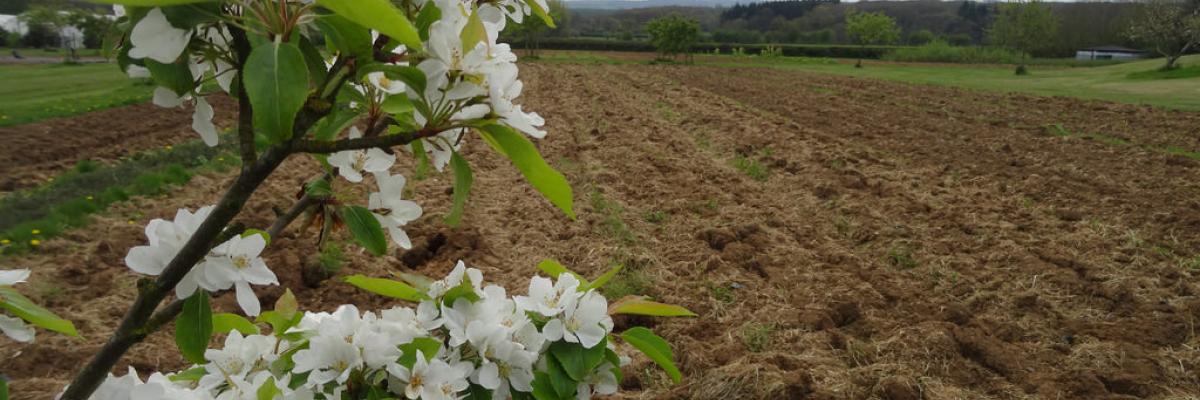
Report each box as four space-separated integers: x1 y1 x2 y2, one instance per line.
0 287 77 337
530 372 558 400
441 277 481 306
90 0 215 5
460 9 488 52
144 59 194 94
245 41 310 143
176 291 213 364
609 296 697 317
536 259 588 286
168 367 208 382
381 94 414 115
316 0 422 50
345 275 428 301
213 313 260 335
585 264 623 291
398 337 441 369
274 288 299 320
256 310 303 337
256 376 281 400
526 0 556 28
620 327 681 383
478 124 575 219
545 354 578 398
463 384 493 400
550 337 607 381
415 3 441 41
392 271 434 292
445 152 473 227
339 205 388 256
314 14 374 58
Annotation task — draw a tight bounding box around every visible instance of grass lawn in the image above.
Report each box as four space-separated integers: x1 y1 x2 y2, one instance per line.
537 51 1200 111
3 47 104 58
0 62 152 127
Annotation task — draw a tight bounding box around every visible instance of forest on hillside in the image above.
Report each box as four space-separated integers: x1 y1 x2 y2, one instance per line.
566 0 1143 57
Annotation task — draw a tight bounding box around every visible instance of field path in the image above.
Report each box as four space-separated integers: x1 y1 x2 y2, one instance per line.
0 63 1197 399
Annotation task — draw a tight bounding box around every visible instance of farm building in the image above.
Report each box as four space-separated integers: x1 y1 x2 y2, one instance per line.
1075 46 1147 61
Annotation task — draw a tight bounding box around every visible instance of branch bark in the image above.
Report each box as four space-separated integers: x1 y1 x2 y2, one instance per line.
291 125 457 154
229 26 257 166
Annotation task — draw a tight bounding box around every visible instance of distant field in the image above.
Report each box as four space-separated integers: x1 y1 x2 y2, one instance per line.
537 51 1200 111
0 62 152 126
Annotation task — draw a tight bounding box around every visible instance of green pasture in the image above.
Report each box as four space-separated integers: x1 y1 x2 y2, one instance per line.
0 62 152 126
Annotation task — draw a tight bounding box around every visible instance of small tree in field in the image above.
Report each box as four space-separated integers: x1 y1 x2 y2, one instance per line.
507 0 568 58
1126 0 1200 71
988 0 1059 75
646 15 700 62
845 11 900 68
0 0 697 399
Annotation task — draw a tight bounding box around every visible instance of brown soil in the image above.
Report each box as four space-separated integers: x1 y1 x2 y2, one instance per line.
0 94 235 192
2 63 1199 400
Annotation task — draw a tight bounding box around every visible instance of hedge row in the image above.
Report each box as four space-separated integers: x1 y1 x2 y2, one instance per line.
513 37 901 59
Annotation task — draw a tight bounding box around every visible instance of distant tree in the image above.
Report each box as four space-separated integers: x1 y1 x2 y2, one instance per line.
1126 0 1200 70
946 33 973 46
18 6 66 49
646 15 700 62
507 0 568 58
66 9 113 49
987 0 1059 74
845 10 900 67
909 29 935 45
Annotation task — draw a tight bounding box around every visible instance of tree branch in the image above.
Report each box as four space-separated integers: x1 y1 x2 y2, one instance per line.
291 125 462 154
229 26 257 165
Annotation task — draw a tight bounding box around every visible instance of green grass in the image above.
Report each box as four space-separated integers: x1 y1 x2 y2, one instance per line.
537 51 1200 111
0 138 239 256
702 54 1200 111
0 62 153 126
4 47 103 58
732 155 769 182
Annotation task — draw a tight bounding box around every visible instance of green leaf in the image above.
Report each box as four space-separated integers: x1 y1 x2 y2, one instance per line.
392 271 434 292
90 0 215 5
274 288 299 320
545 353 578 399
460 9 488 53
478 124 575 219
550 337 607 381
213 313 260 335
604 346 624 383
305 178 334 197
441 277 481 306
245 41 310 144
257 310 303 337
314 14 374 58
525 0 557 28
241 229 271 246
620 327 681 383
414 3 441 41
397 337 441 369
256 376 281 400
445 152 473 227
176 291 213 364
586 264 623 291
463 384 493 400
298 36 329 89
0 376 7 400
345 275 428 301
339 205 388 256
536 259 588 286
144 59 194 94
361 65 426 95
530 372 558 400
316 0 422 50
381 94 414 115
409 138 432 180
0 287 77 337
609 297 697 317
168 366 208 382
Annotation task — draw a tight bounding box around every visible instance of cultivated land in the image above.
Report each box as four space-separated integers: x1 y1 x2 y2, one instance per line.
1 61 1200 399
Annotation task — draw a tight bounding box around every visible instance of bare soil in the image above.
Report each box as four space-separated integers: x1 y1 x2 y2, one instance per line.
0 95 235 192
1 63 1198 400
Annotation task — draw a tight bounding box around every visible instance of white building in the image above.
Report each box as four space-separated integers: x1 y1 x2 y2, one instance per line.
1075 46 1148 61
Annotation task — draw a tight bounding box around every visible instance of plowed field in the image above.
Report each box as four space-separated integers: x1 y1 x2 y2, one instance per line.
2 63 1198 400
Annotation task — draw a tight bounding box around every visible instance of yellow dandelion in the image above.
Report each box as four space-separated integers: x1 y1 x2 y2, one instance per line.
30 239 41 246
31 229 41 235
165 145 173 150
87 195 94 200
1 239 9 245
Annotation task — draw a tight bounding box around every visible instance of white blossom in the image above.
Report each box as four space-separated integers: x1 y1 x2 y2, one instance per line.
328 127 396 183
201 234 278 316
369 172 423 249
128 8 192 64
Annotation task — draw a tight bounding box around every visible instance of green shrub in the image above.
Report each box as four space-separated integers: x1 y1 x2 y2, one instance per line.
883 40 1028 64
